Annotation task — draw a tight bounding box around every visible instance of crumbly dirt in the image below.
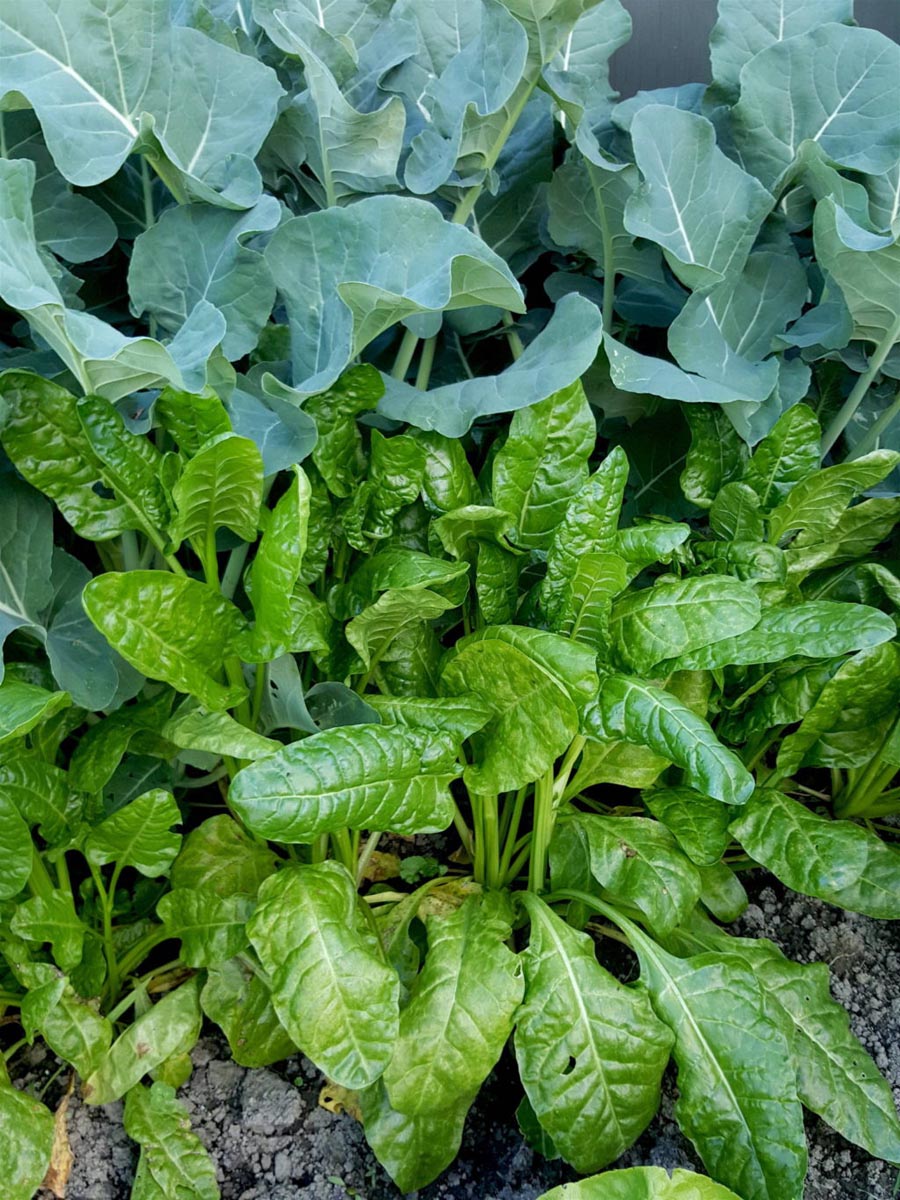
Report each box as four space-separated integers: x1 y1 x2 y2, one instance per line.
21 873 900 1200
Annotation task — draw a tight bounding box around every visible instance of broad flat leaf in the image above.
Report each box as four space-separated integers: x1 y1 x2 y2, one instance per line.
630 936 807 1200
69 691 174 794
83 978 202 1105
365 694 493 743
18 966 112 1079
172 815 277 897
568 737 668 793
667 916 900 1166
624 106 773 290
349 430 425 544
346 589 454 671
229 724 460 841
730 790 900 918
129 196 279 359
0 1082 54 1200
609 575 760 675
201 956 296 1068
475 541 520 624
694 540 786 585
124 1083 219 1200
172 432 263 545
359 1080 471 1196
157 888 253 967
83 572 249 711
814 199 900 349
0 752 73 845
0 474 51 673
378 293 604 437
767 450 900 544
414 430 480 513
615 523 690 578
84 788 182 877
11 889 85 971
515 894 672 1172
540 447 629 628
787 497 900 576
0 791 34 899
266 195 522 396
247 862 399 1089
492 382 595 550
383 893 523 1115
227 385 318 477
440 626 598 793
429 506 514 562
680 407 746 509
585 673 754 805
667 249 806 401
155 388 231 459
163 704 279 761
709 0 853 98
0 159 214 400
550 815 701 936
0 0 283 204
645 787 733 867
0 679 69 747
305 366 382 499
551 552 627 647
0 372 132 539
732 24 900 191
742 404 821 510
76 394 169 534
671 601 895 671
536 1167 744 1199
697 861 748 923
604 335 774 408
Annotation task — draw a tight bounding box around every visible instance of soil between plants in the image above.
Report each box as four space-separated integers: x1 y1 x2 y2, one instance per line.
21 873 900 1200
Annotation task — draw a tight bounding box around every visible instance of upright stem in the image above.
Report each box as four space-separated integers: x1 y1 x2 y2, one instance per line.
415 335 437 390
845 385 900 461
147 152 189 205
391 328 420 381
501 311 524 360
480 794 501 889
585 160 616 333
528 768 556 893
821 317 900 456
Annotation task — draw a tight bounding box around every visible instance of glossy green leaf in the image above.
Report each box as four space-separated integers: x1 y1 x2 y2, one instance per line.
742 404 820 511
83 572 249 711
615 524 691 579
414 431 480 514
492 382 595 550
157 888 253 967
624 106 773 289
540 447 629 629
680 407 747 509
155 388 231 459
630 935 807 1200
536 1167 744 1199
552 553 628 648
440 626 598 793
125 1082 220 1200
645 787 734 866
11 888 85 971
172 815 277 898
266 195 522 396
0 791 33 899
346 589 454 671
201 956 296 1068
230 724 460 842
83 978 202 1106
430 506 514 562
0 677 67 750
0 1081 54 1200
247 862 399 1089
475 541 520 624
673 601 895 671
610 575 760 675
697 861 748 923
304 366 383 499
18 965 112 1078
162 704 280 761
515 894 672 1172
69 692 173 794
383 893 523 1115
730 790 900 918
247 467 311 660
551 815 701 936
84 788 182 877
732 24 900 191
365 694 493 743
171 432 263 545
129 197 279 360
585 673 754 805
333 548 469 618
76 394 169 533
0 752 73 845
710 482 765 542
0 0 283 203
359 1079 471 1196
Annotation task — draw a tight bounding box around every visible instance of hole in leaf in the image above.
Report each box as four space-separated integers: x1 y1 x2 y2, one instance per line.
562 1056 577 1076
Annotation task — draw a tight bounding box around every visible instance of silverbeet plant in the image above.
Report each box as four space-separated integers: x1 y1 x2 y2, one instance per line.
0 0 898 1198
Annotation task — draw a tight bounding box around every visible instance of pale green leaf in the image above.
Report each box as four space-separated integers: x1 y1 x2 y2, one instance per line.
171 432 263 545
124 1082 220 1200
157 888 253 967
172 814 278 897
201 956 296 1068
84 788 182 877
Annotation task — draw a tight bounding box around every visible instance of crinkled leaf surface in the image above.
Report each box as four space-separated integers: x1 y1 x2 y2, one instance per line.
172 814 277 897
158 888 253 967
585 673 753 805
536 1167 744 1199
383 893 523 1115
0 1080 54 1200
124 1082 220 1200
11 888 86 971
201 957 295 1069
172 433 263 546
359 1079 471 1196
84 788 182 877
247 467 310 661
83 572 249 711
645 787 734 867
515 894 672 1172
229 724 460 841
247 862 399 1089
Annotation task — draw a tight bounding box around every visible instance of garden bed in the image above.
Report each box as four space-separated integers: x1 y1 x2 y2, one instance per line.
25 874 898 1200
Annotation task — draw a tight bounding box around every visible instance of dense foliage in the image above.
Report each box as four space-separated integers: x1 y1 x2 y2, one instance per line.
0 0 899 1197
